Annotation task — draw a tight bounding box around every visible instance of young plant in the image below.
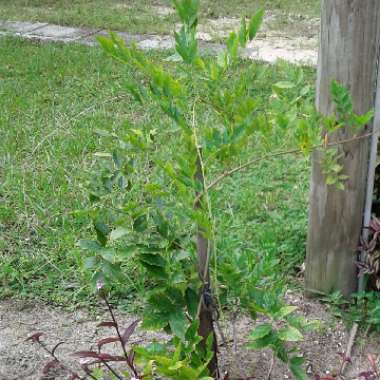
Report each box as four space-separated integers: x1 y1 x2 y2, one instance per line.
27 286 213 380
248 305 319 380
359 217 380 290
79 0 374 378
26 289 142 380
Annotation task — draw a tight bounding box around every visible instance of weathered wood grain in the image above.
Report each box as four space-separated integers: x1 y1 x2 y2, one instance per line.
305 0 380 297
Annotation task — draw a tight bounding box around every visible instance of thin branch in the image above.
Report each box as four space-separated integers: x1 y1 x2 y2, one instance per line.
191 100 213 318
340 322 358 377
36 341 88 380
266 353 275 380
194 130 376 205
100 360 124 380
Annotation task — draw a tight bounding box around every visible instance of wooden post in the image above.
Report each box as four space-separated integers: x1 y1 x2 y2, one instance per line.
305 0 380 298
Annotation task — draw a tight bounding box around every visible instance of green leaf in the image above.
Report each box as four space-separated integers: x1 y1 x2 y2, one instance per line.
238 17 248 47
278 325 303 342
77 239 101 252
325 175 337 186
175 250 191 261
173 0 199 29
94 221 110 246
289 356 307 380
302 320 321 332
274 81 295 90
275 306 298 320
141 262 167 278
249 324 273 340
133 214 148 232
248 331 275 349
97 35 117 56
140 253 167 268
153 212 170 240
174 26 198 64
169 310 187 341
185 287 198 318
99 248 117 262
227 32 239 61
110 227 129 241
84 256 98 269
142 312 168 330
353 110 374 127
185 319 201 344
248 9 264 40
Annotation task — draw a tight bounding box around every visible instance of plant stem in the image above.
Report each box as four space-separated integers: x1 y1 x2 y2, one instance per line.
266 353 275 380
100 360 124 380
192 102 218 378
194 129 376 205
103 296 139 377
37 341 88 380
340 323 358 376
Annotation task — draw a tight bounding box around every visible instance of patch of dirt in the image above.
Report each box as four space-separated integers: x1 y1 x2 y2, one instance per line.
244 36 317 66
195 12 319 43
1 291 379 380
217 289 380 379
0 300 168 380
193 12 319 65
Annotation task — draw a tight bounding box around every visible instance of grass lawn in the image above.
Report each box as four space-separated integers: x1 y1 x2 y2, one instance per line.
0 0 320 35
0 36 314 308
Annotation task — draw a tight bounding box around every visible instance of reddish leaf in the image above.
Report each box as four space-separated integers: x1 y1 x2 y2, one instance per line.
97 353 126 362
371 217 380 230
97 336 120 349
128 349 135 365
97 321 117 328
121 319 140 344
359 371 376 380
26 332 44 342
73 351 100 359
42 359 60 374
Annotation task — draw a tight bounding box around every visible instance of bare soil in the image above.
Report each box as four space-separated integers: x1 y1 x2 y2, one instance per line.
1 289 379 380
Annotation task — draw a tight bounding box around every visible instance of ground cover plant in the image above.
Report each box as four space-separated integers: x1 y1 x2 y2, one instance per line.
0 0 320 35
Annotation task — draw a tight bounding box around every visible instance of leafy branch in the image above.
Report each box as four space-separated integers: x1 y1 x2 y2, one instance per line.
194 129 376 205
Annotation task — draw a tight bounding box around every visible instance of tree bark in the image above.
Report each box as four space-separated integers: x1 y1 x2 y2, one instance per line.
305 0 380 297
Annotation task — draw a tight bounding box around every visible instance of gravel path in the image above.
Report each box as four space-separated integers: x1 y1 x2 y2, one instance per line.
0 19 318 66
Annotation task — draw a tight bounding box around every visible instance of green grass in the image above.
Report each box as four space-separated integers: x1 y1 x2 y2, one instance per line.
0 36 314 307
0 0 320 35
